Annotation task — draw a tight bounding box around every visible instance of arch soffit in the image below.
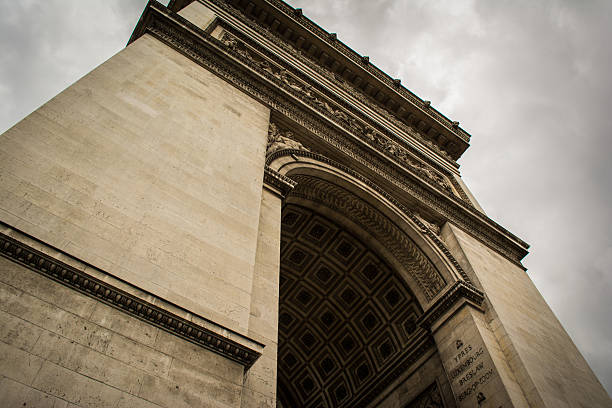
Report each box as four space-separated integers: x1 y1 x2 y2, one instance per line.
269 151 470 308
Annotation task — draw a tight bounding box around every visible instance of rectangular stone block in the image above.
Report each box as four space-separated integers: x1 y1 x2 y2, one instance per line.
0 376 69 408
139 369 239 408
0 340 45 385
88 302 159 346
153 329 243 384
32 330 146 395
0 256 97 319
0 280 111 354
0 308 43 352
32 360 124 408
106 333 172 378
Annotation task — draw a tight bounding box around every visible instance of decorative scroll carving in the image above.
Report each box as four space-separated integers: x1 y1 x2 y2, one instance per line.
209 1 467 158
0 232 263 369
266 122 308 155
404 382 445 408
140 6 529 266
415 213 441 235
220 30 458 198
290 175 447 300
263 165 297 197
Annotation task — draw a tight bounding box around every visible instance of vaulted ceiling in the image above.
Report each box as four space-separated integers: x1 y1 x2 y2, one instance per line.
278 204 425 407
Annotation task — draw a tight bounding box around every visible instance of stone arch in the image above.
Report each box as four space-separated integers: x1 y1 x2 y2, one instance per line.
277 202 431 407
268 148 472 308
269 148 471 407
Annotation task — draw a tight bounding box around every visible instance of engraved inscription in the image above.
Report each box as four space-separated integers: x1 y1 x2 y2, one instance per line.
447 340 498 406
457 369 494 402
450 347 484 380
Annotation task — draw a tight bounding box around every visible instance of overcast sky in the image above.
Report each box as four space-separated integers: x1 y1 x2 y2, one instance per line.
1 0 610 397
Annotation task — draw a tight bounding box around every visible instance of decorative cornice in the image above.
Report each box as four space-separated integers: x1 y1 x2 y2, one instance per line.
131 3 529 266
263 165 296 198
0 232 263 369
261 0 471 143
418 281 485 330
218 30 461 199
214 19 459 164
167 0 470 159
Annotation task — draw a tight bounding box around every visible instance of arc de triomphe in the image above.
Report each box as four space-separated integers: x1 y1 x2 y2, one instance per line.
0 1 610 407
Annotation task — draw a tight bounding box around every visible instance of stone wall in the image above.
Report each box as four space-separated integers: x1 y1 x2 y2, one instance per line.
0 255 244 408
0 32 270 335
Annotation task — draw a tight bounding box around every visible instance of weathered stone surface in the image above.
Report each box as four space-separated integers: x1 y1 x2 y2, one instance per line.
0 376 69 408
0 257 248 408
0 29 270 335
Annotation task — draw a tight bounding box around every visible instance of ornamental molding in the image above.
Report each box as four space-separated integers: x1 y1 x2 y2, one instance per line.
215 18 458 163
133 3 528 266
171 0 470 159
0 231 263 369
289 174 447 301
218 28 460 199
260 0 471 143
418 281 485 331
263 165 297 198
268 147 478 286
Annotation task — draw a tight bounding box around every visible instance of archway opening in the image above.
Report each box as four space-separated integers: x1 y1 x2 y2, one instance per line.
277 203 424 407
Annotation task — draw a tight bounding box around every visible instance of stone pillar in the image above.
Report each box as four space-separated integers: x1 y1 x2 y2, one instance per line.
440 223 612 407
432 303 529 407
241 188 283 407
0 3 273 405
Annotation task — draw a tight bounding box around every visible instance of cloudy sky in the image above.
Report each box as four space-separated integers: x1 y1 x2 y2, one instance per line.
1 0 610 397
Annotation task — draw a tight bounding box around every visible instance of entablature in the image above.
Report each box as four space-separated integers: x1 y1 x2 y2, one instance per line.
130 1 529 265
168 0 470 163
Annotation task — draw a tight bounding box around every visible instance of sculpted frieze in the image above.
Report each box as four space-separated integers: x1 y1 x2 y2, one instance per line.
262 0 470 144
217 18 457 162
207 0 467 156
221 31 459 198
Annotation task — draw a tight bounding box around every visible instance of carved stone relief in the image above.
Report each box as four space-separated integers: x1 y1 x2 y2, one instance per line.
404 382 445 408
267 122 309 155
209 0 467 158
141 7 529 265
220 32 459 198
